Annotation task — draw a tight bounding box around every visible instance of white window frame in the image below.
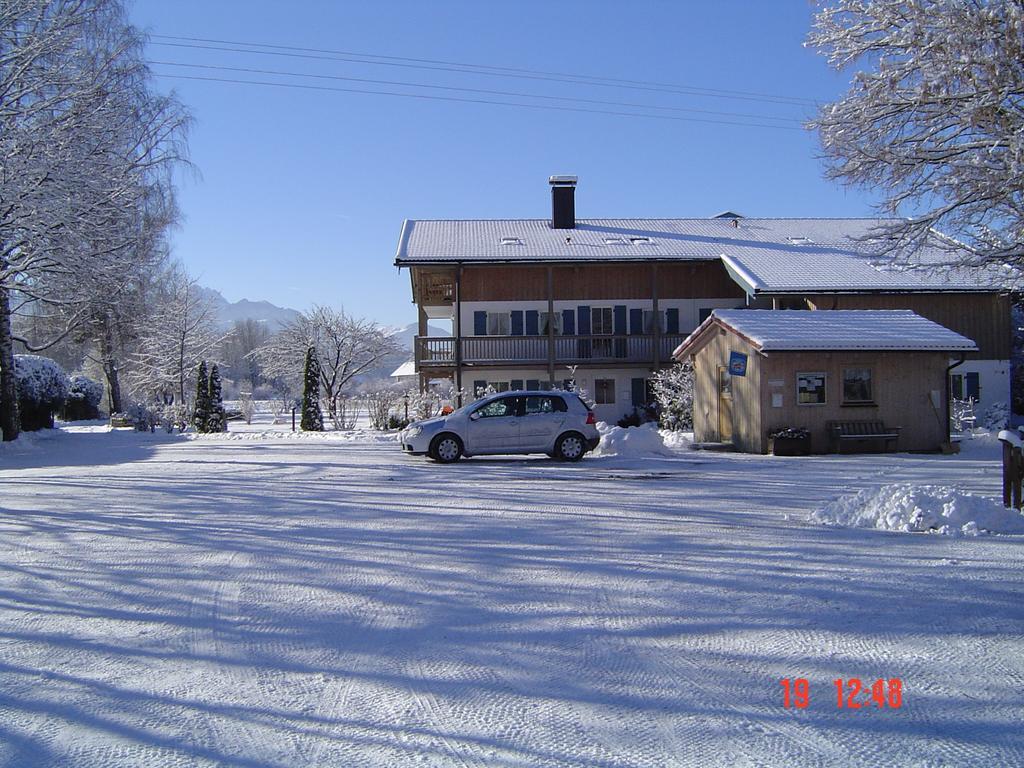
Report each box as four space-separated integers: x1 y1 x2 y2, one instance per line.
595 378 616 404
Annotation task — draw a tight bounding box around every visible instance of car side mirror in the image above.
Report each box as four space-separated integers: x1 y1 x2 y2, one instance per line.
469 411 482 421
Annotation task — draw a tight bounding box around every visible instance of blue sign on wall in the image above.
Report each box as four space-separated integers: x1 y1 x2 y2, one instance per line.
729 351 748 377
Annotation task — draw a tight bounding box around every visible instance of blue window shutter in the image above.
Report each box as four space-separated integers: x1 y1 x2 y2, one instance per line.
510 310 524 336
474 311 486 336
473 380 487 397
629 308 643 335
526 379 540 391
666 308 680 334
525 310 539 335
577 306 591 335
562 309 575 335
510 379 524 391
614 305 627 335
966 372 980 400
631 378 646 407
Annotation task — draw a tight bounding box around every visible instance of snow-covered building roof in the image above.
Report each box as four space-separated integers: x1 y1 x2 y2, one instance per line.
395 217 1007 293
674 309 978 357
390 360 416 378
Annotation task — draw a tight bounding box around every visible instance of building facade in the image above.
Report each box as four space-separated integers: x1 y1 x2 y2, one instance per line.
394 177 1012 424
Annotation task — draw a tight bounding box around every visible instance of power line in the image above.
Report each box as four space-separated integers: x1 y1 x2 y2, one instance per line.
155 73 805 129
148 60 804 125
148 36 818 109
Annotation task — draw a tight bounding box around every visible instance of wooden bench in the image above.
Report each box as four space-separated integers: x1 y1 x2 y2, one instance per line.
827 420 901 454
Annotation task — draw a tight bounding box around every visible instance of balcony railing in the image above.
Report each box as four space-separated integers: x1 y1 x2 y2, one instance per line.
415 334 686 367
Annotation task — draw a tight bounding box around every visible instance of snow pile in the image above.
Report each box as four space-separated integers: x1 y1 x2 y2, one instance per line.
190 428 400 444
592 422 674 458
810 484 1024 536
660 429 694 451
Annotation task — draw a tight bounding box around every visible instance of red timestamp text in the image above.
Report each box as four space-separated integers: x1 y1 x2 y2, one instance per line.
780 678 902 709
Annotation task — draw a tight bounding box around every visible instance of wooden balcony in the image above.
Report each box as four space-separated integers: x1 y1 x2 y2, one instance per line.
415 334 687 368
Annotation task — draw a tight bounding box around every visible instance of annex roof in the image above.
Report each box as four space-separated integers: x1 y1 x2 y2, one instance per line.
395 217 1007 293
673 309 979 357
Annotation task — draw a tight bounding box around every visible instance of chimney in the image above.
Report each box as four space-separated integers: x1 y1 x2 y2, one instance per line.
549 175 577 229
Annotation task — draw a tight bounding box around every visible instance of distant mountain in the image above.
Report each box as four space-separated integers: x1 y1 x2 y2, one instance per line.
383 322 451 352
197 287 301 331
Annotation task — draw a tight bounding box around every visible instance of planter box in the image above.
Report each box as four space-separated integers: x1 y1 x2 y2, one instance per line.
769 435 811 456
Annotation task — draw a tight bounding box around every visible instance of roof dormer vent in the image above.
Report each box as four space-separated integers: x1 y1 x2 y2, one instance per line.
499 236 523 246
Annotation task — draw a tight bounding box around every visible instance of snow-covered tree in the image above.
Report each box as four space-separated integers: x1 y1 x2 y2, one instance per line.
808 1 1024 270
13 354 68 431
250 306 400 429
129 267 230 408
207 364 225 433
300 346 324 432
62 374 104 421
0 0 189 440
651 361 694 431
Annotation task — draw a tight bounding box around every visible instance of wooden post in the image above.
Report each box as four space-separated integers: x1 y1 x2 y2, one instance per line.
999 435 1024 509
454 265 463 405
547 265 555 386
651 262 661 370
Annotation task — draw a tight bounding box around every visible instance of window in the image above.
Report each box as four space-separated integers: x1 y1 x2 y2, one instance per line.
698 307 714 324
591 307 613 335
595 378 616 404
540 311 562 335
630 236 653 245
487 312 510 336
499 236 523 246
951 372 980 401
524 395 567 415
842 368 873 404
474 397 519 418
797 373 827 405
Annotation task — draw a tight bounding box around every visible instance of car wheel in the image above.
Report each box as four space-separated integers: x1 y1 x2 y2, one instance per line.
429 433 463 463
555 432 586 462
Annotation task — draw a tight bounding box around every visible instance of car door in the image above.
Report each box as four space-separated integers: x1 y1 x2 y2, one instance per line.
466 396 523 454
519 395 567 451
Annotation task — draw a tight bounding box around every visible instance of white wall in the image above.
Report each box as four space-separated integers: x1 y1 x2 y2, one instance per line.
463 366 654 424
458 298 745 335
950 359 1010 422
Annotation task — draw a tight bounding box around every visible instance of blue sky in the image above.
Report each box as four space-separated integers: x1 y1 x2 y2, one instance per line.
129 1 875 327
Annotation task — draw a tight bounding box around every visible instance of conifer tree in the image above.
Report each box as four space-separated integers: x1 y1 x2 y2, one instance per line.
207 364 225 433
193 360 210 433
301 346 324 432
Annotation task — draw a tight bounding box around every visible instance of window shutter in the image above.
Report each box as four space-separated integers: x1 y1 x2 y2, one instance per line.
629 308 643 335
631 378 647 407
966 372 981 400
510 379 524 391
473 311 486 336
665 308 680 334
473 380 487 397
614 305 627 335
510 310 524 336
562 309 575 335
526 379 540 391
577 306 591 335
525 310 539 335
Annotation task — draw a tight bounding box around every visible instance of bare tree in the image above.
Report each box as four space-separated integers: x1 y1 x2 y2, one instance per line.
128 266 230 408
250 306 400 428
808 0 1024 271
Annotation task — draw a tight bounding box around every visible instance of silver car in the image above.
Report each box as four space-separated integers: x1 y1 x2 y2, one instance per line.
400 390 600 463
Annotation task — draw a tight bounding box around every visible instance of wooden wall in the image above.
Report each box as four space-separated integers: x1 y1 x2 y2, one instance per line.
758 351 950 454
692 328 763 452
801 293 1011 360
456 261 746 302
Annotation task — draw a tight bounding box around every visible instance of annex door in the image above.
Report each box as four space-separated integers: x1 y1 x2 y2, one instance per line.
718 366 733 442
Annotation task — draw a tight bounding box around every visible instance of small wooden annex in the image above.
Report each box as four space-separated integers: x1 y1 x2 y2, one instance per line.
672 310 979 454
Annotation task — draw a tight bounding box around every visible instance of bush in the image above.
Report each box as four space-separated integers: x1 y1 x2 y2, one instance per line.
61 375 104 421
387 414 410 430
983 401 1009 431
617 409 645 428
651 361 694 431
14 355 69 431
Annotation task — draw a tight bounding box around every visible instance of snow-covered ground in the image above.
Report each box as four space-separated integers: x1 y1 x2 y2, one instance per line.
1 420 1022 767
